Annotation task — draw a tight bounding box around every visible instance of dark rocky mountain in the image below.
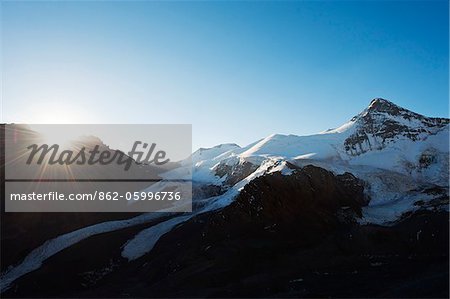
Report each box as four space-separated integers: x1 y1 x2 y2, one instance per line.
2 166 447 298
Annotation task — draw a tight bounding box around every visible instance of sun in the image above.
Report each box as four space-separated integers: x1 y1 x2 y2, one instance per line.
24 101 91 124
38 127 78 147
22 101 92 147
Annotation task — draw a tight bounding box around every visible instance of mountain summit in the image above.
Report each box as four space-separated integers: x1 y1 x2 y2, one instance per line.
366 97 407 114
344 98 449 155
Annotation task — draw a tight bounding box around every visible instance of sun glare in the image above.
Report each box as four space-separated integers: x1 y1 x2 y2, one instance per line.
23 101 93 147
39 128 78 147
23 101 93 124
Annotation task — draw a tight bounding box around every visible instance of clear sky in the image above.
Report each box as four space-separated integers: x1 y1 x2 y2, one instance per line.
2 0 448 150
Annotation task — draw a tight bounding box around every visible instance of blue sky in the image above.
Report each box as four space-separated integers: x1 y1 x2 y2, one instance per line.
2 0 448 150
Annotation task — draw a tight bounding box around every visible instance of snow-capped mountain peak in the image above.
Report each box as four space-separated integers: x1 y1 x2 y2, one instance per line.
344 98 449 155
366 97 406 114
191 98 449 215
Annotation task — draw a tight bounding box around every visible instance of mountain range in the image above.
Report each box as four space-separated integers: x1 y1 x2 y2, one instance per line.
1 98 448 298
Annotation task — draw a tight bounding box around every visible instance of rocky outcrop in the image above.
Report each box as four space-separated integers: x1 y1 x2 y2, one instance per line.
214 160 259 186
233 165 367 226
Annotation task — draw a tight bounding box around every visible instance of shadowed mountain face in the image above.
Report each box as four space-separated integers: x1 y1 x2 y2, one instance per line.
3 165 447 298
1 99 448 298
232 165 367 226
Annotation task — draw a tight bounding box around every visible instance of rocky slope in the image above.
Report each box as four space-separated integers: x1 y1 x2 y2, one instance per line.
3 166 448 298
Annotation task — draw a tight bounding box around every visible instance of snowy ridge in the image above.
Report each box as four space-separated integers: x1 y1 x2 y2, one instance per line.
191 98 449 188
